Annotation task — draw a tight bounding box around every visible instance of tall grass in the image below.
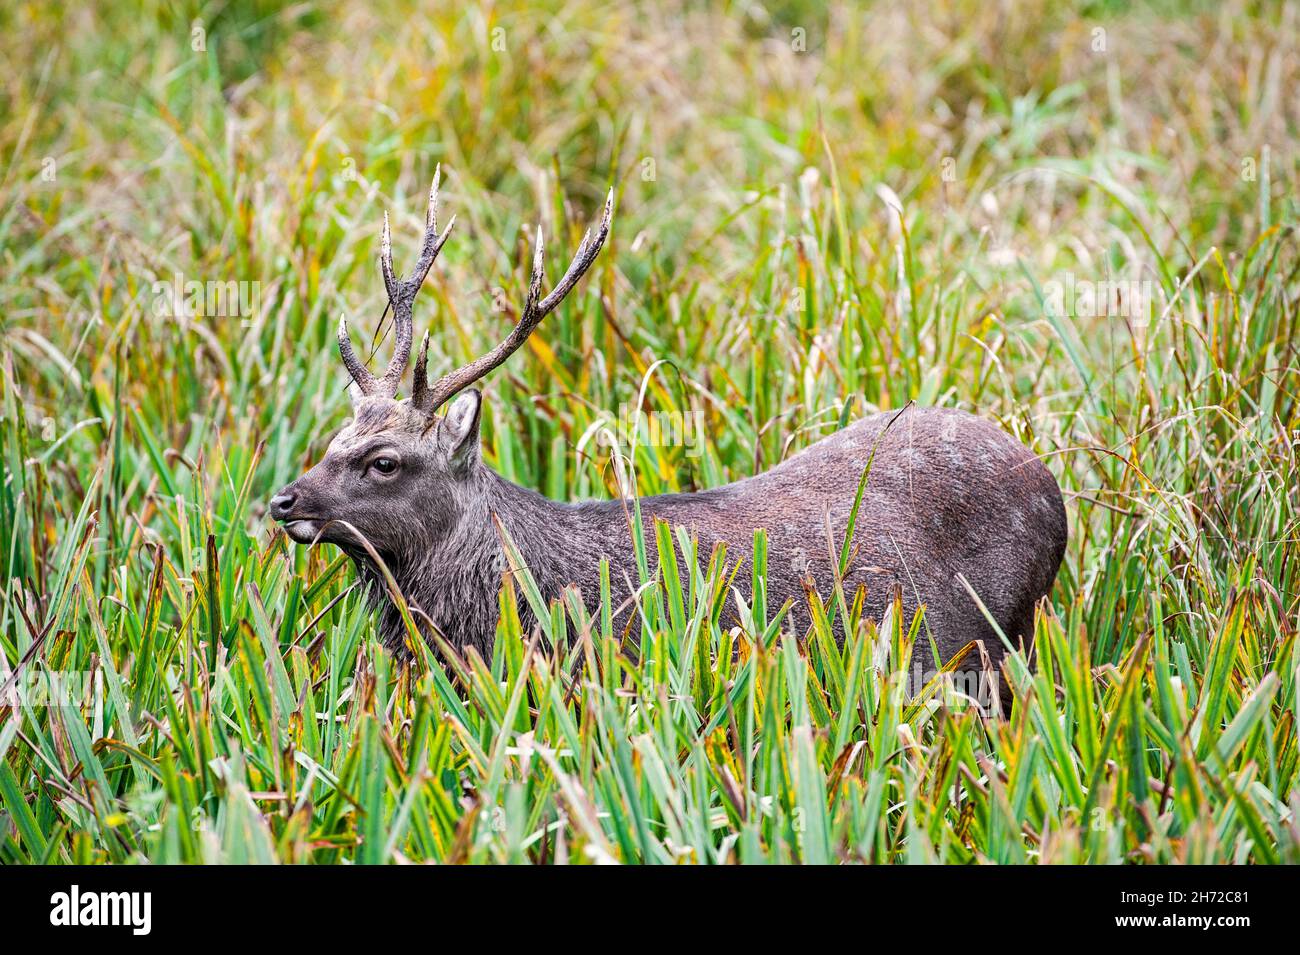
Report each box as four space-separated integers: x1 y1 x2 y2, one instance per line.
0 0 1297 862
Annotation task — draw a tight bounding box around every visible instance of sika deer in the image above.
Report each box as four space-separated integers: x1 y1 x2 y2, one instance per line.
269 172 1067 708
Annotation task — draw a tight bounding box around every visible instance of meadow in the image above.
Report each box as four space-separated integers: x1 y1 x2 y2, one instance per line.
0 0 1297 863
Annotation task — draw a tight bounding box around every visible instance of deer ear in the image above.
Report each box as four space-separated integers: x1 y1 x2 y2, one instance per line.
441 389 482 467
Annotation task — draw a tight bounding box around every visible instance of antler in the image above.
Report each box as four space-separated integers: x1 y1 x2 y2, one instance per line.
338 166 455 398
412 188 614 414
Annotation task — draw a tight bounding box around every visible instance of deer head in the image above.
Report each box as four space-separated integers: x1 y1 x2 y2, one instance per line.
269 168 612 558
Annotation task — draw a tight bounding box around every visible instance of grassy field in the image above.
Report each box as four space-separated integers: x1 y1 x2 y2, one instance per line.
1 0 1297 864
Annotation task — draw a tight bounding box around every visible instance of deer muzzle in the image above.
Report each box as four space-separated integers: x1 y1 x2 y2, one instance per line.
269 482 323 544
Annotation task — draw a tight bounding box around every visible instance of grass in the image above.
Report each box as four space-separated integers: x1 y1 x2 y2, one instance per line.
0 0 1297 863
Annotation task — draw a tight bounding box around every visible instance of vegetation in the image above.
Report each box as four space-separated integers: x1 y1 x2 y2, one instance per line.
1 0 1297 863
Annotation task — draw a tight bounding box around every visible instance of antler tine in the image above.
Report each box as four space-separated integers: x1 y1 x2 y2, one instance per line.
375 166 455 395
521 223 547 324
338 172 454 400
426 167 439 231
410 165 457 292
411 217 456 300
411 330 431 406
379 212 398 304
536 188 613 316
338 315 378 394
418 189 613 414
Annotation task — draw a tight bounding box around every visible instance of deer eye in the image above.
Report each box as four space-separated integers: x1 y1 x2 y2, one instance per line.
369 456 399 475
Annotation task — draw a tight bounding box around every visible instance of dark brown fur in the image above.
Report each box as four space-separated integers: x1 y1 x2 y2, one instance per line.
272 180 1066 706
272 393 1066 704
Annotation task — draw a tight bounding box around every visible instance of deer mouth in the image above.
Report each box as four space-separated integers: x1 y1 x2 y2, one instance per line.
282 519 323 544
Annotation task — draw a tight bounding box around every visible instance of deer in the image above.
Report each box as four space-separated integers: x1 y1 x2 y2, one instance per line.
269 170 1068 709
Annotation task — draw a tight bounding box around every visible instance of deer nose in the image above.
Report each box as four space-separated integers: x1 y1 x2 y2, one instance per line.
269 489 298 521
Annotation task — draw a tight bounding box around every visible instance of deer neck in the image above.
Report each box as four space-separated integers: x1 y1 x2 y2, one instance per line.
474 468 630 606
364 466 623 656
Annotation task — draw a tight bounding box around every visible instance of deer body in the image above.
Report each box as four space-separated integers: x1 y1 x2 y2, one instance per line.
271 174 1066 698
351 404 1066 676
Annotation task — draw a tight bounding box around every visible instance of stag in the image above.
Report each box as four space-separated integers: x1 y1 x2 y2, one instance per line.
270 171 1067 707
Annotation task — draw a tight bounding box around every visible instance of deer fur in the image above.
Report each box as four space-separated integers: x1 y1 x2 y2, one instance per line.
270 174 1067 704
